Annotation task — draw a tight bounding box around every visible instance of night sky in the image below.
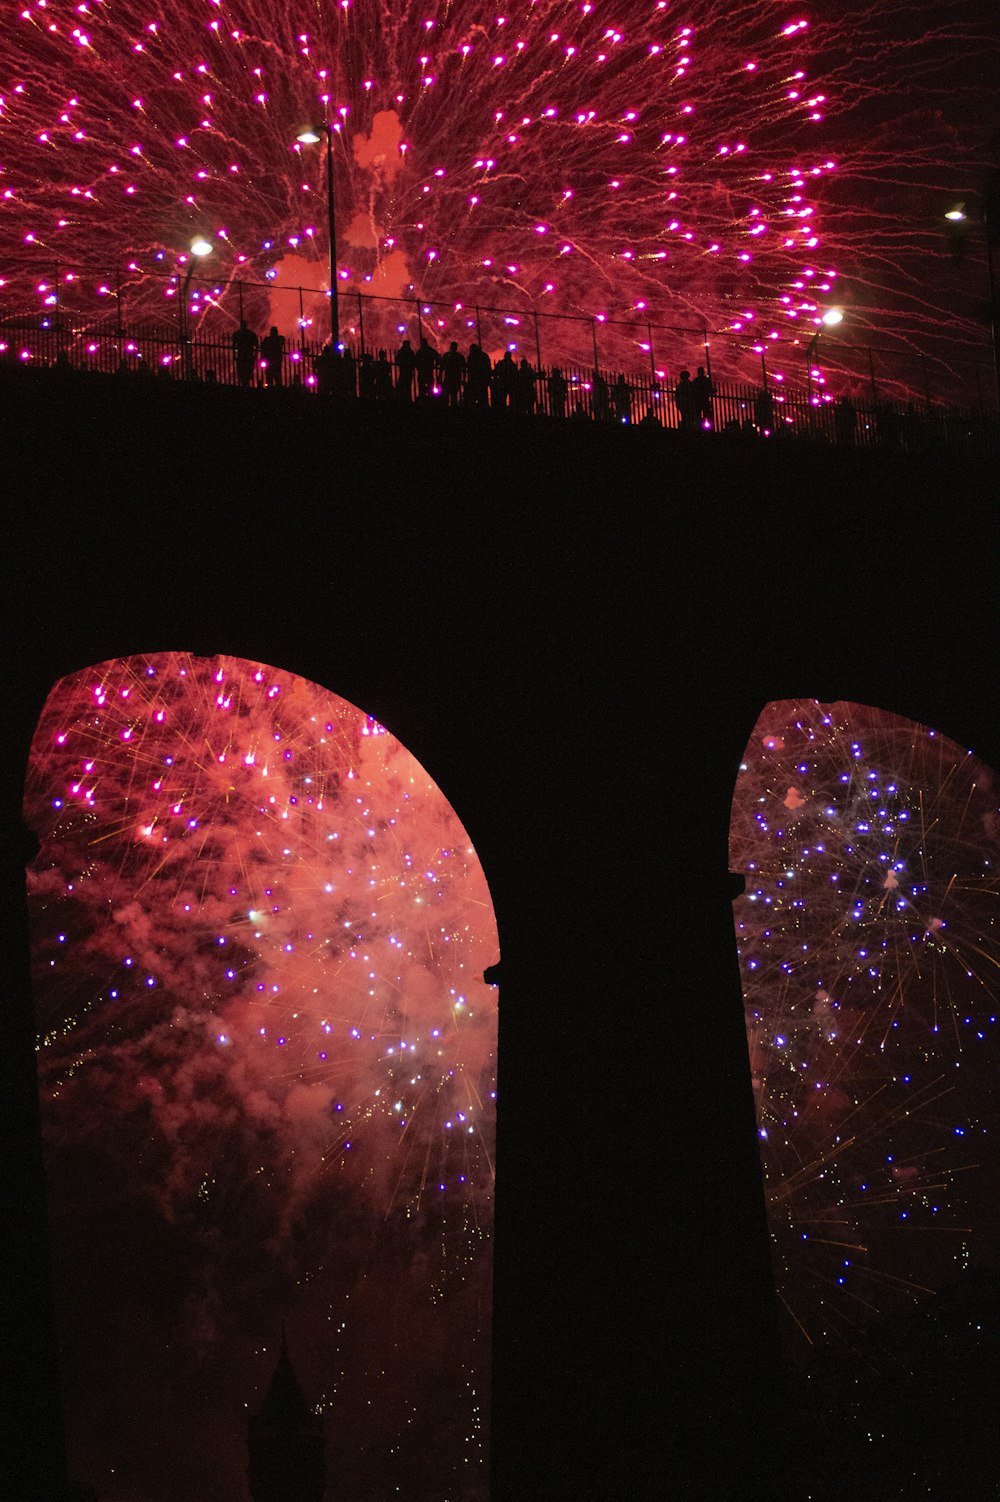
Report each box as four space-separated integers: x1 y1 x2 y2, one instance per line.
26 653 498 1500
732 701 1000 1367
27 670 1000 1498
6 2 1000 1497
0 0 996 398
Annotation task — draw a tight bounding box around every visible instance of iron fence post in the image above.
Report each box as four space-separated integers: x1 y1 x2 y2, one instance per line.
299 284 306 368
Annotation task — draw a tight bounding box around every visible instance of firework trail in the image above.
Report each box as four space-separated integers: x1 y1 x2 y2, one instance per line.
1 0 994 385
25 651 498 1499
730 701 1000 1363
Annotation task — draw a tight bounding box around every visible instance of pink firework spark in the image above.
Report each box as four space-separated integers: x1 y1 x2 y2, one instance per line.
2 0 826 320
1 1 995 389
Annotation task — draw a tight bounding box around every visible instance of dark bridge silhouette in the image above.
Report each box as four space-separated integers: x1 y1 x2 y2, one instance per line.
1 365 996 1499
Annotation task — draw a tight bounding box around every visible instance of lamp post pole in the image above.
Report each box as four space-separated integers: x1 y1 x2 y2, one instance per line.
805 329 819 408
974 173 1000 418
806 307 843 411
178 238 213 378
298 125 340 347
945 185 1000 418
983 205 1000 418
178 263 196 378
324 123 339 347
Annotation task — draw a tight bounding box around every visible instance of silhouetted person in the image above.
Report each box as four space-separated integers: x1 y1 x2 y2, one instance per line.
374 348 393 402
515 357 536 416
754 385 774 433
260 326 285 388
548 366 568 419
901 401 927 452
591 369 610 422
466 342 492 406
414 336 437 399
674 368 697 430
358 350 375 401
876 400 901 449
638 408 662 428
395 338 415 399
491 349 518 411
612 373 632 424
233 320 259 388
441 340 466 406
834 393 856 445
314 340 336 397
570 402 591 421
691 365 714 429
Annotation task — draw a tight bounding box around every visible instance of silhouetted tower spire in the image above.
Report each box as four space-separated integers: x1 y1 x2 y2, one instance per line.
247 1333 325 1502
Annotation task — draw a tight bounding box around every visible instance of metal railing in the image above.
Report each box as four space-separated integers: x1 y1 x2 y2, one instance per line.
1 314 995 458
1 256 997 415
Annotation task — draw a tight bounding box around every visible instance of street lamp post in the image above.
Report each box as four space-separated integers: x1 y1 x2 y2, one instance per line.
297 125 339 346
805 306 843 407
946 195 1000 417
179 236 214 376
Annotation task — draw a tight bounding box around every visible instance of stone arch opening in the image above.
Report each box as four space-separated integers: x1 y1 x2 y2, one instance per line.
24 649 499 1502
729 698 1000 1378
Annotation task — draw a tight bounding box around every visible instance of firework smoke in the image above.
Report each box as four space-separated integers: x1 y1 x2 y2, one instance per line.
1 0 995 387
25 651 497 1501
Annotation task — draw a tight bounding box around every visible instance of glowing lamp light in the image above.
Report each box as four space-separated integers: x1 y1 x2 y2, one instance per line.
296 127 323 144
945 206 966 222
820 307 843 327
189 236 214 257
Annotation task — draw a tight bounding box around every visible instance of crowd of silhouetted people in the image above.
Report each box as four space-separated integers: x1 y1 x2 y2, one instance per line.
234 322 723 429
4 318 994 454
225 322 745 432
233 324 677 425
222 327 995 452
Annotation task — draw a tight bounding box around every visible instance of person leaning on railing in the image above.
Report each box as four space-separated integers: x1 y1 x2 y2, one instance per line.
232 320 260 388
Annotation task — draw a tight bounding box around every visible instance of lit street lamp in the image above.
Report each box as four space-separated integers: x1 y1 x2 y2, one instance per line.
297 125 340 346
179 236 214 360
944 192 1000 416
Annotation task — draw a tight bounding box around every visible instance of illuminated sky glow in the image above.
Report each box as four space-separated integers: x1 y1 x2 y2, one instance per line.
25 652 498 1501
732 701 1000 1363
1 0 996 389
